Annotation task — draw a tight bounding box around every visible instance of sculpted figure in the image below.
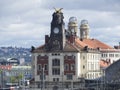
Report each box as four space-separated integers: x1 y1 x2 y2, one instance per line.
52 8 64 24
54 7 63 13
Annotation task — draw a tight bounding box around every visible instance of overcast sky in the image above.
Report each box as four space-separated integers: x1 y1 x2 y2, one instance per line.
0 0 120 48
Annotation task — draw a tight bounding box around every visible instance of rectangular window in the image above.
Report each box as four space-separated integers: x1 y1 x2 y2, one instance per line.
53 78 55 82
52 59 60 66
38 64 41 70
64 64 69 71
71 64 75 71
91 63 94 70
83 65 85 69
101 54 103 57
66 74 73 80
40 73 46 80
52 68 60 75
57 78 59 81
44 64 48 71
53 78 59 82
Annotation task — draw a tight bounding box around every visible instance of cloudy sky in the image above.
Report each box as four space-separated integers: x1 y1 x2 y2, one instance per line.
0 0 120 48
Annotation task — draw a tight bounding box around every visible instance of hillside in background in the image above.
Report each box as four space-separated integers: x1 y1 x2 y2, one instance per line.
0 46 31 64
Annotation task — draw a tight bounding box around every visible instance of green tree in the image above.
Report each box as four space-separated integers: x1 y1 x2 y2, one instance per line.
10 76 16 83
0 69 2 73
10 74 23 84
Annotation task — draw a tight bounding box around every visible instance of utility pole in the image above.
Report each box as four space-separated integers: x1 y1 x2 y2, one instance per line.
71 80 73 90
102 69 105 90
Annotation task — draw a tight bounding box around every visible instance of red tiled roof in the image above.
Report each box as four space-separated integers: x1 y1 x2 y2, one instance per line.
81 39 113 49
99 60 111 68
75 38 115 51
75 38 92 48
75 38 114 50
32 37 115 52
0 65 12 70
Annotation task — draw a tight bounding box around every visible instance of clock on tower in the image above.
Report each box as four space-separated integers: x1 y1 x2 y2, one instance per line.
45 8 66 51
53 27 59 34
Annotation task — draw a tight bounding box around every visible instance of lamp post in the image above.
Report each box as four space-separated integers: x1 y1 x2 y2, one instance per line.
71 79 73 90
1 69 5 88
8 67 12 88
21 69 26 90
101 68 105 90
62 71 64 90
42 68 45 90
61 64 64 90
0 69 3 88
41 68 45 90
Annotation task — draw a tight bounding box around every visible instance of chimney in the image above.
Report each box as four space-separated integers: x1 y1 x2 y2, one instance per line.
80 38 83 41
69 35 75 44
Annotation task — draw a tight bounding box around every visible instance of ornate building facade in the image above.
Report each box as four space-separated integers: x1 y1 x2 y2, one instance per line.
31 9 120 89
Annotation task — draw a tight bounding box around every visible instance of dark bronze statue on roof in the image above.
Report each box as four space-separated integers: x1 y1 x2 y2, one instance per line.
54 7 63 13
52 8 64 24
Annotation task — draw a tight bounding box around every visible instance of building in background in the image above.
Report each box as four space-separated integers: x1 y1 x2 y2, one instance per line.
0 65 32 88
0 58 19 66
31 9 120 89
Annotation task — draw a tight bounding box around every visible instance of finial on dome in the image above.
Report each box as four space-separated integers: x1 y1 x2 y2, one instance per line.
69 17 77 23
81 19 88 25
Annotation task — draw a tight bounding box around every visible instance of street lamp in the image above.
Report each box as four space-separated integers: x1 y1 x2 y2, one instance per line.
0 69 3 88
61 64 64 90
101 68 106 90
40 68 45 90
